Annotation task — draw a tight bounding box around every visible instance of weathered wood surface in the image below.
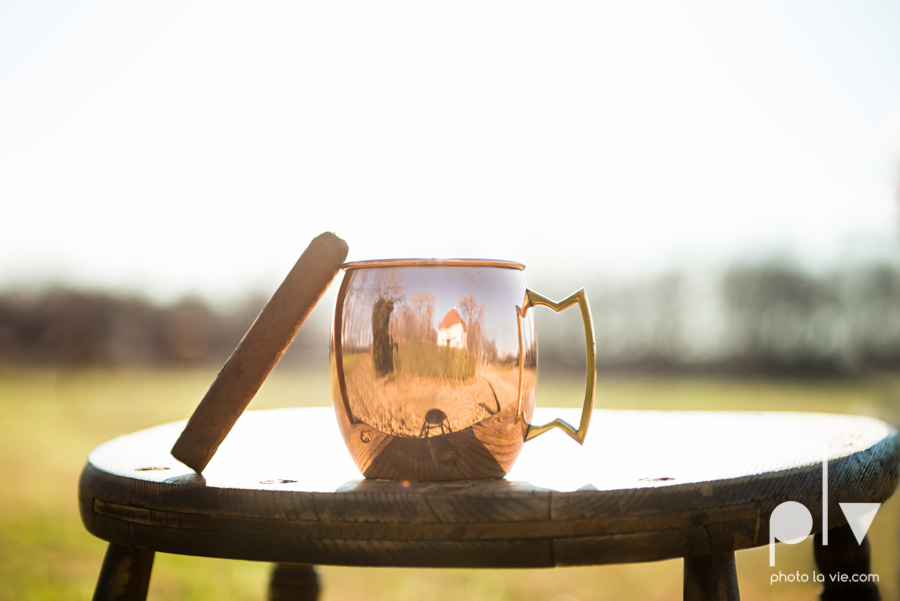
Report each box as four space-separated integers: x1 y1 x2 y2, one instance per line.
80 408 899 569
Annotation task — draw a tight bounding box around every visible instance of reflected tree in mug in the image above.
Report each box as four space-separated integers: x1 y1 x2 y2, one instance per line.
458 293 485 363
371 277 405 378
391 292 436 345
371 297 394 377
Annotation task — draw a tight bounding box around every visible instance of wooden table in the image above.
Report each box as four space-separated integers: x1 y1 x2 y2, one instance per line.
79 407 900 600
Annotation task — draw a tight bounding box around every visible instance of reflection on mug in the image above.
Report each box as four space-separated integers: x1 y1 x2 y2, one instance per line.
330 258 591 481
337 264 534 441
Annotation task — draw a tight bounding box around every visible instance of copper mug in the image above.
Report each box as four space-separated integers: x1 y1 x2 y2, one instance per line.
329 258 596 480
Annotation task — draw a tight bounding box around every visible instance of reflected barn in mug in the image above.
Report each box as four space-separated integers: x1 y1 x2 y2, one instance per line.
330 259 595 481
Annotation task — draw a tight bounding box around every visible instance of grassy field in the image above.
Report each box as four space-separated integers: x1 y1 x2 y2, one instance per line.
344 351 523 437
1 367 899 600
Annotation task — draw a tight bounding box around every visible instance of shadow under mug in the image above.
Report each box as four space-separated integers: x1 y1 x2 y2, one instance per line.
329 258 595 480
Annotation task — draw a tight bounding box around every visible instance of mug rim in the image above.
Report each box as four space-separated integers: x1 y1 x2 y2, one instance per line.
341 258 525 270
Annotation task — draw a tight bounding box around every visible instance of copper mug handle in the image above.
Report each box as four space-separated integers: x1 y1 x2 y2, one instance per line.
516 289 596 444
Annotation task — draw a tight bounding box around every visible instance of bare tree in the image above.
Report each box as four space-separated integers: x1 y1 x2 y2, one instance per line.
371 273 406 377
376 280 406 304
410 291 436 343
458 293 485 361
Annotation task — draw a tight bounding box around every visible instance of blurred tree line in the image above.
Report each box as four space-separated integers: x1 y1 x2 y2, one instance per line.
541 260 900 378
3 260 900 377
0 288 326 370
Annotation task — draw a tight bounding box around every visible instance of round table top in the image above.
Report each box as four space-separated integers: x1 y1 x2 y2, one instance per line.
79 407 899 568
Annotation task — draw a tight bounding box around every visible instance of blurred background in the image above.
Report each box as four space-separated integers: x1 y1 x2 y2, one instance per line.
2 1 900 599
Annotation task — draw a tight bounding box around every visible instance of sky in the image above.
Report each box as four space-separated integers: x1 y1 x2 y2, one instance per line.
2 1 900 302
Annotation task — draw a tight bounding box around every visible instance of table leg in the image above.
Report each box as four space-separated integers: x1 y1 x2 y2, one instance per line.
814 524 880 601
268 563 320 601
92 543 154 601
684 551 740 601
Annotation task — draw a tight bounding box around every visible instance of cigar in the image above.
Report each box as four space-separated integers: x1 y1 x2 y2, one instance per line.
171 232 349 473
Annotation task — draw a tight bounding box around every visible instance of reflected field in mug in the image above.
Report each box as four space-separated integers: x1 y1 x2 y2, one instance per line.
341 353 533 439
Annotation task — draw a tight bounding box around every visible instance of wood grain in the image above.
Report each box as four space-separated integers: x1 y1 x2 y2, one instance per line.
170 233 348 473
80 407 899 569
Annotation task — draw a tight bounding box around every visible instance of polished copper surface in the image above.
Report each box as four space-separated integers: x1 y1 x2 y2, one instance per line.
330 261 595 480
342 258 526 270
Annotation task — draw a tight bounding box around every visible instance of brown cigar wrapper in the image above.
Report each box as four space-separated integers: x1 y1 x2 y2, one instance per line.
171 232 349 473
